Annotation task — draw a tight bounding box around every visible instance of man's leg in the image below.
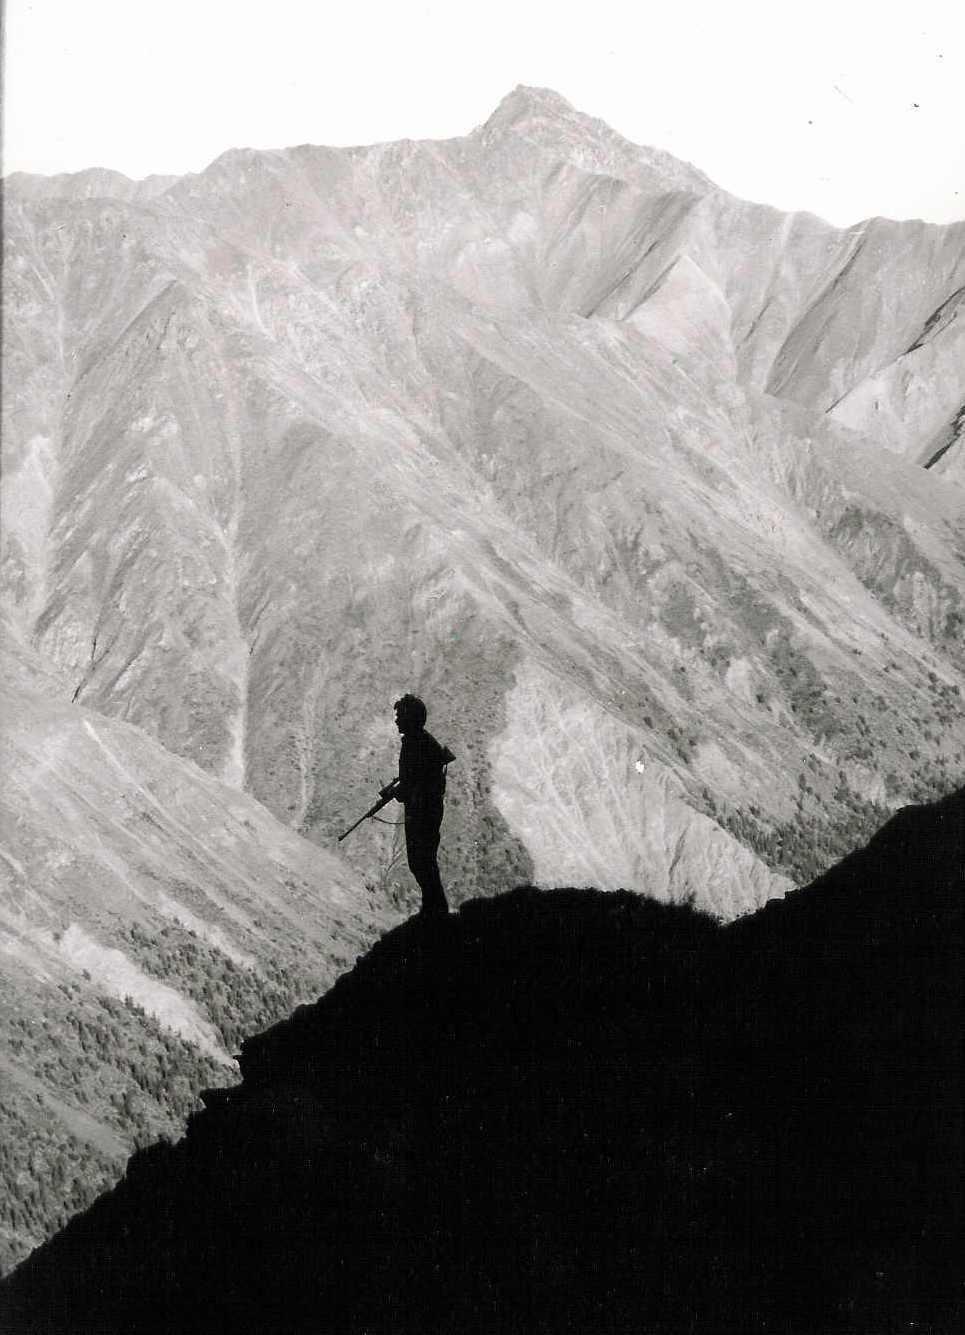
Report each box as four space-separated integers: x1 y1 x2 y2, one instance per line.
405 820 448 916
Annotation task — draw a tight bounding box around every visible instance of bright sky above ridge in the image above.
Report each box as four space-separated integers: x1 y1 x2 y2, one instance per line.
4 0 963 225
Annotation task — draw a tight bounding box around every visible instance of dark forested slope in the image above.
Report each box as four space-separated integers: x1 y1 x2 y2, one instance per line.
2 789 961 1334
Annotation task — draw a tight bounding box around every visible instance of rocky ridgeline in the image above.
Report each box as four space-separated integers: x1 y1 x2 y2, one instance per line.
2 789 961 1334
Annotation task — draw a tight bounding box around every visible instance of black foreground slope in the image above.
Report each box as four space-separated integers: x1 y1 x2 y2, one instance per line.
1 791 962 1335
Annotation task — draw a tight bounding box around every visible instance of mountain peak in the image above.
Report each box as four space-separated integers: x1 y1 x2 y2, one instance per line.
483 83 580 124
478 84 713 194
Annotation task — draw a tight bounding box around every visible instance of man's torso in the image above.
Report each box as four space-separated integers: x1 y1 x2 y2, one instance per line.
399 730 448 823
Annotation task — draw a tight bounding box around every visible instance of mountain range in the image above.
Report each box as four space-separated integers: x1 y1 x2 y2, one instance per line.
1 85 963 1271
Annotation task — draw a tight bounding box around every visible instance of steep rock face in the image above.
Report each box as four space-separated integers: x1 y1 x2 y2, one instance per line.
828 284 965 471
2 790 960 1334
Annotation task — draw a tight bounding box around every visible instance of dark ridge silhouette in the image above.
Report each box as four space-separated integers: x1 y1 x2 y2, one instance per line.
1 790 961 1334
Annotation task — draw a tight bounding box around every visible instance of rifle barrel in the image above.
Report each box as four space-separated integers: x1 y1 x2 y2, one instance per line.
336 787 396 842
336 813 368 842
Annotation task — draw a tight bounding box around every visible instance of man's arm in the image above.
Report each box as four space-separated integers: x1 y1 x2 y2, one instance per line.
389 744 409 803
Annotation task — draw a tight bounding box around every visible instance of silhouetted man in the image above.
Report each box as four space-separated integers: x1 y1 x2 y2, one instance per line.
393 694 454 917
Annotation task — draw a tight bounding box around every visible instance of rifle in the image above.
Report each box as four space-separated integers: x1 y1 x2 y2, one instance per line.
337 779 401 842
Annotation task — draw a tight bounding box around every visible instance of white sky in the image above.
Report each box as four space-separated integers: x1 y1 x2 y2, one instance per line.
3 0 964 225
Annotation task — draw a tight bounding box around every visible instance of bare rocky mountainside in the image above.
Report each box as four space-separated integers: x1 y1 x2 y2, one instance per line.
1 86 964 1272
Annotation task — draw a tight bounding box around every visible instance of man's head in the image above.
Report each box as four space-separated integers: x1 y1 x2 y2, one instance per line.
394 694 427 736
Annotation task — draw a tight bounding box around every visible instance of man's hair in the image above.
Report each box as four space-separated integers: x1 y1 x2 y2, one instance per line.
394 694 427 728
